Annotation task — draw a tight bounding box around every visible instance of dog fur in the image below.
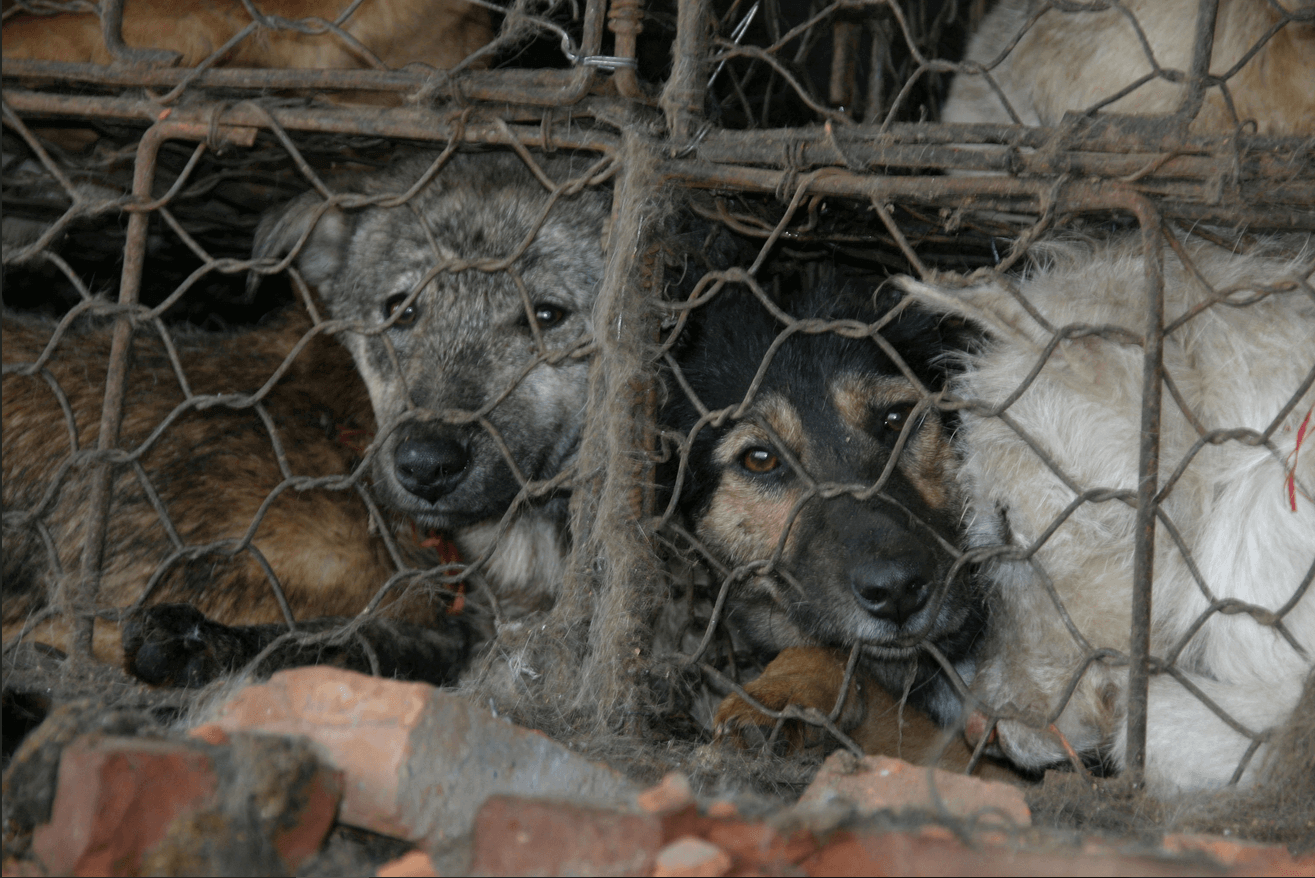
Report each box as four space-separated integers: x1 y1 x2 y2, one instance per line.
1 0 492 74
900 235 1315 793
2 306 471 683
3 151 611 686
667 283 1018 776
252 151 610 621
942 0 1315 135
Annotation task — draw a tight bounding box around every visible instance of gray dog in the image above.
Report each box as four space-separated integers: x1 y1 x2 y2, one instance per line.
253 151 611 620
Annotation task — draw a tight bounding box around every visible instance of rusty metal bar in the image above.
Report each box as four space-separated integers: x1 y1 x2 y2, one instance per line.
608 0 647 100
659 0 711 140
655 162 1315 230
7 85 1313 198
1173 0 1219 130
1125 199 1168 788
70 118 258 659
2 59 598 107
8 89 1312 229
1 89 621 152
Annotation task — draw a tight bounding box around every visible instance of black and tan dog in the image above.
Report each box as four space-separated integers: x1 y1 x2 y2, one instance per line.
668 281 1013 775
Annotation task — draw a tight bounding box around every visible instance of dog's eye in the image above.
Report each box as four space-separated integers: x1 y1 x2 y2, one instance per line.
740 447 780 474
883 403 917 433
383 294 419 327
530 304 568 330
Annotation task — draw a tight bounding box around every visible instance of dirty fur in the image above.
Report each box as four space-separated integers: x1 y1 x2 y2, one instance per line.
253 151 611 624
1 306 459 674
4 151 612 691
665 280 1019 776
900 235 1315 794
942 0 1315 135
1 0 492 75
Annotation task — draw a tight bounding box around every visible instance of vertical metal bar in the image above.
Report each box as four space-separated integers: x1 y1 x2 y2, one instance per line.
659 0 711 141
581 0 610 56
862 14 892 125
609 0 647 100
1173 0 1219 130
72 123 164 658
829 19 861 112
1125 202 1166 787
71 118 256 660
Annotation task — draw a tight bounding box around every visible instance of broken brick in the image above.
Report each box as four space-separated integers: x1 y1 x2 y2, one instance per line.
31 736 219 877
469 796 662 876
797 751 1031 827
652 837 733 878
199 666 635 843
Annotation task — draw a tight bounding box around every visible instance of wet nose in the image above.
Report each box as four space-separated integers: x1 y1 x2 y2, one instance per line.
394 434 470 502
849 558 930 624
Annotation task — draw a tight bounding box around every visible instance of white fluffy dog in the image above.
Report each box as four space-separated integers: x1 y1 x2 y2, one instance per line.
942 0 1315 135
900 236 1314 793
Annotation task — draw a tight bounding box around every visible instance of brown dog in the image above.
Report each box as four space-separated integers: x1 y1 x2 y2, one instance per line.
2 306 467 684
2 0 493 73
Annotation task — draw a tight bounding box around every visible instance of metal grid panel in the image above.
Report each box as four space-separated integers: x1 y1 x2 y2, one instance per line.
3 0 1313 800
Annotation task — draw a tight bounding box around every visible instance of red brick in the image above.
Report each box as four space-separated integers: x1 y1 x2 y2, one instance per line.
660 811 817 873
31 736 218 877
201 667 634 844
637 772 696 815
1162 833 1315 876
797 751 1031 826
377 850 441 877
186 723 230 747
268 757 343 870
799 828 1222 877
652 837 732 878
469 796 663 876
705 800 738 819
201 666 429 837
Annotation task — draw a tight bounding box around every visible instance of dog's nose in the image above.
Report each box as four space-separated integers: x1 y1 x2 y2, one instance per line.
394 435 470 502
849 558 930 624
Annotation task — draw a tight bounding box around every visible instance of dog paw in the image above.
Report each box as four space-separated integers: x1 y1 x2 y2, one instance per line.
122 604 270 688
713 647 862 754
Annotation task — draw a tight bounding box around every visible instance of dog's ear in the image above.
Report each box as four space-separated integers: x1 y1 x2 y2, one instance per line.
895 275 1041 345
249 192 354 296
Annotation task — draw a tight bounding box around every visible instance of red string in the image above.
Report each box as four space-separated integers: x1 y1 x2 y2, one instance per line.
1287 405 1313 512
412 523 466 615
335 427 374 455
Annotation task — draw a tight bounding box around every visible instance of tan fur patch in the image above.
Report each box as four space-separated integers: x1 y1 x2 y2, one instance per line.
831 374 958 512
703 394 809 564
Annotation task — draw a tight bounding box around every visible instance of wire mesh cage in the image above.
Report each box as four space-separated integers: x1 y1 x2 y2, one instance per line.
3 0 1313 833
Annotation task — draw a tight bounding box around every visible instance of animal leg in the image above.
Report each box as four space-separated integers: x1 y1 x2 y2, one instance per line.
122 603 470 689
714 647 866 754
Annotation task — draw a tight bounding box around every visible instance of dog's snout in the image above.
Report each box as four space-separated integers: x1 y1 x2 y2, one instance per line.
849 558 930 624
394 434 470 502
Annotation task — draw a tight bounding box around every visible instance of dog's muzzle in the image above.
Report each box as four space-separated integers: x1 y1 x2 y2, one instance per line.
393 429 471 503
849 557 932 625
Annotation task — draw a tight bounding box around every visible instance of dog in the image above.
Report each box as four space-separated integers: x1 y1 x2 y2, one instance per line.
2 306 475 686
2 0 493 74
3 151 611 687
900 235 1315 793
666 280 1019 777
942 0 1315 135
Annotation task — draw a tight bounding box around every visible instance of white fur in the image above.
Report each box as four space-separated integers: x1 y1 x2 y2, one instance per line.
901 237 1315 793
942 0 1315 135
